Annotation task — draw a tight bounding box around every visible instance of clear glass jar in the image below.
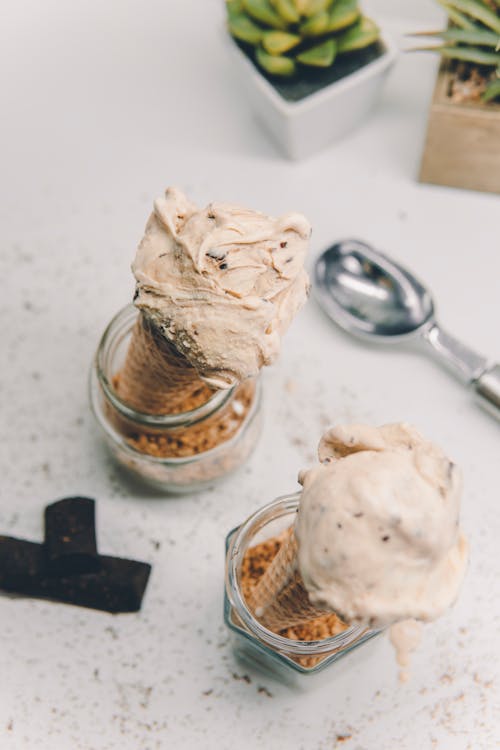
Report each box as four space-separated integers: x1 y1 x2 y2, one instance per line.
224 493 381 685
89 305 262 493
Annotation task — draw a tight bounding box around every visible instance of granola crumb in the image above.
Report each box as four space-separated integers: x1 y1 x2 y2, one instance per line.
109 375 255 458
257 685 273 697
232 672 251 684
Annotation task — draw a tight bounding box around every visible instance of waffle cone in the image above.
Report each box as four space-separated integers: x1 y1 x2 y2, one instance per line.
115 312 213 415
108 311 257 459
246 528 329 632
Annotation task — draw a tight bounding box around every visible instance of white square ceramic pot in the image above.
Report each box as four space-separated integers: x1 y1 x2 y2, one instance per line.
229 32 398 160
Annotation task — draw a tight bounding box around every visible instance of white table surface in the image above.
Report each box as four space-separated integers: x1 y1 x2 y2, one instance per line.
1 1 499 749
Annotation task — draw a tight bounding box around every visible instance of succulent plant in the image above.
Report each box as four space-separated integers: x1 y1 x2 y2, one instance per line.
226 0 381 77
412 0 500 102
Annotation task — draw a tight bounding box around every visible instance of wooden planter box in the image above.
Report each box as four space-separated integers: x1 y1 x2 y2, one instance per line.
419 63 500 194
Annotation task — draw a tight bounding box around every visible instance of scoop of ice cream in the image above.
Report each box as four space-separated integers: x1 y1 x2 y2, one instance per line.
132 187 311 389
295 423 468 628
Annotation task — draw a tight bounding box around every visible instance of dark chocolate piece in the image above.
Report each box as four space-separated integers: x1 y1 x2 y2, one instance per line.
0 536 45 592
0 497 152 613
0 535 151 613
44 497 100 575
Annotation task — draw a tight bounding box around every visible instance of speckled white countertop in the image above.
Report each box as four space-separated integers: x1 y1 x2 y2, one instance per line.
1 1 499 748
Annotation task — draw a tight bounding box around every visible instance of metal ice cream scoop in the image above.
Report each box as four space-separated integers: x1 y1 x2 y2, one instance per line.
314 239 500 420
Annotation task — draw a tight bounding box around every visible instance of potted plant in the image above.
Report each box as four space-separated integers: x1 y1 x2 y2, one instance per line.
225 0 398 160
416 0 500 194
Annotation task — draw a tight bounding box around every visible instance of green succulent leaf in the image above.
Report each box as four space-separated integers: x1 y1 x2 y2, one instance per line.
262 30 301 53
256 46 297 74
439 0 500 34
337 16 380 53
228 14 264 45
300 10 330 36
226 0 245 20
295 0 311 14
435 1 476 29
244 0 287 29
270 0 300 23
414 27 500 47
328 0 361 33
301 0 334 19
296 38 337 66
483 76 500 102
427 45 500 65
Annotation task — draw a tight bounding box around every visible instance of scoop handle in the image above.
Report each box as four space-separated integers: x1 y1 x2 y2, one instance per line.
472 365 500 420
422 323 488 383
422 323 500 421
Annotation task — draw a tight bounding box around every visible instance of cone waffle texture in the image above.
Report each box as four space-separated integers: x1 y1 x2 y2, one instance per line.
115 313 213 415
247 527 328 632
109 311 256 459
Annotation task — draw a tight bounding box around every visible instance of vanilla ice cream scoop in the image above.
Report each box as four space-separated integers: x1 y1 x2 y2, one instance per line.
295 423 468 628
132 187 311 389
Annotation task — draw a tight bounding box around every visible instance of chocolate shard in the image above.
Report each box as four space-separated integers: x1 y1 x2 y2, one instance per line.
0 536 46 593
62 555 152 613
0 536 151 614
44 497 100 575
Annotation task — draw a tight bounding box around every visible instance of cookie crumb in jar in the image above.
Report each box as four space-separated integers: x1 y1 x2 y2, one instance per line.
110 374 255 459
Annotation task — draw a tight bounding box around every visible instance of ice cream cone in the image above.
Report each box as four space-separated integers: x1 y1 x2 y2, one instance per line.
246 527 329 632
107 187 310 463
115 312 213 415
107 311 257 459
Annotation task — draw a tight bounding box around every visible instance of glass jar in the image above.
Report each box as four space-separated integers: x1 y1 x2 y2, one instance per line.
89 305 262 493
224 493 381 685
